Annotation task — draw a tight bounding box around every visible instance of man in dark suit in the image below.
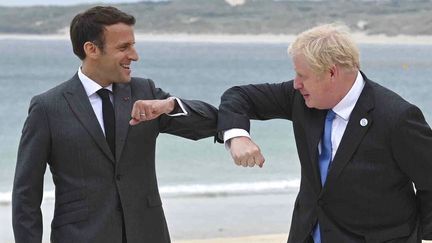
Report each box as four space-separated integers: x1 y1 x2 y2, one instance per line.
12 6 217 243
217 24 432 242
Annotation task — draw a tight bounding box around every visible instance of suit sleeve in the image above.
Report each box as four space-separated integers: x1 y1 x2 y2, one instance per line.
12 96 50 243
148 80 218 140
391 105 432 239
217 81 296 141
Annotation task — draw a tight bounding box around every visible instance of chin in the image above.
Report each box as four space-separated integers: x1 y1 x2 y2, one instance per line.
306 102 326 110
305 101 315 109
119 77 132 83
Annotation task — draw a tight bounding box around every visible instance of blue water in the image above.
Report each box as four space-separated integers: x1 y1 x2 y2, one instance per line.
0 39 431 201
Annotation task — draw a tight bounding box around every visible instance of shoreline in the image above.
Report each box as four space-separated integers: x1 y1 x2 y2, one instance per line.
3 194 432 243
1 32 432 45
175 233 287 243
0 179 301 205
1 193 296 243
176 235 432 243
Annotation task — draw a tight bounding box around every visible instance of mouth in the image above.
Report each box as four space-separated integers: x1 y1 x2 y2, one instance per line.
121 64 131 70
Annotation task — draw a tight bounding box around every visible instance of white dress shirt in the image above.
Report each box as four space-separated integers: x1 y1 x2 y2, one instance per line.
78 68 187 135
224 71 366 160
323 71 365 160
78 68 112 135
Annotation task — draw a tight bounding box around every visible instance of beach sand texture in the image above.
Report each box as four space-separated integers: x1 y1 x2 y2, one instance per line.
3 197 432 243
175 233 287 243
177 236 432 243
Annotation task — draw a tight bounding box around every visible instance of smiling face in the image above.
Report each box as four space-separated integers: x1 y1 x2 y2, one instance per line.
292 53 337 109
84 23 139 87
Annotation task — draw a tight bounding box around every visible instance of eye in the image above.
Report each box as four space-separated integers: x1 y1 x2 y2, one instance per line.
118 44 130 51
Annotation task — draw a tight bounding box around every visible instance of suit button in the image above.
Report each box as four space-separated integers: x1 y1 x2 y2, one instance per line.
116 175 121 181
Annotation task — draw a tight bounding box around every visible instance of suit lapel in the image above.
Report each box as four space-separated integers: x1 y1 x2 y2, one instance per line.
63 74 115 163
305 108 327 191
113 83 132 163
323 79 375 193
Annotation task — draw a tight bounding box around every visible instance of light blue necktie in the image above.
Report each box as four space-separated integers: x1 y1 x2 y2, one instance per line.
312 109 336 243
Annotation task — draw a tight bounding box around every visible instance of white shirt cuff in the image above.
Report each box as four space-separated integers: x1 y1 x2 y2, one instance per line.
224 128 251 142
223 129 251 150
167 97 188 116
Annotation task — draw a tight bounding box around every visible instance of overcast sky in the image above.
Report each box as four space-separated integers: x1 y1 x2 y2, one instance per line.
0 0 160 6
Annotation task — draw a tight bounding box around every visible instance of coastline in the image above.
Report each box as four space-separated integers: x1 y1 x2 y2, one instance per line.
1 193 296 243
3 192 432 243
1 32 432 45
176 235 432 243
175 233 287 243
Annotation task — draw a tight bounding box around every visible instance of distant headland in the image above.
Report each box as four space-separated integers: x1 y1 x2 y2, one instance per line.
1 0 431 37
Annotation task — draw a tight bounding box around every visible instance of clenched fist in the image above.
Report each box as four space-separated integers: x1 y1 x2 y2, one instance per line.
129 97 176 125
229 136 265 168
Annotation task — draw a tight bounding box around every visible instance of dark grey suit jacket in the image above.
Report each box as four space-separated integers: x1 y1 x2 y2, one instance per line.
217 72 432 243
12 74 217 243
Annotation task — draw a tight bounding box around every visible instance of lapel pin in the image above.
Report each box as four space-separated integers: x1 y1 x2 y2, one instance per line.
122 97 130 101
360 118 368 127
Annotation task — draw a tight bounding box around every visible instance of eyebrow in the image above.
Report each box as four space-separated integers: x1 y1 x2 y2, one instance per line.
117 41 135 48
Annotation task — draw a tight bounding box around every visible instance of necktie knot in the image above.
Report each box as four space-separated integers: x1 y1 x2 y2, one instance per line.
96 88 111 100
326 109 336 121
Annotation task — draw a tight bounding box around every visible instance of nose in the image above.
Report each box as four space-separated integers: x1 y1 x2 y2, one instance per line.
293 77 303 90
129 46 139 61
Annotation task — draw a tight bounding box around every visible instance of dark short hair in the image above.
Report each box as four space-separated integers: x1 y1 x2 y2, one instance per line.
70 6 136 60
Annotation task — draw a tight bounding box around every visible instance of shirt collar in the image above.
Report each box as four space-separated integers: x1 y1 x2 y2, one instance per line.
332 71 365 121
78 67 113 97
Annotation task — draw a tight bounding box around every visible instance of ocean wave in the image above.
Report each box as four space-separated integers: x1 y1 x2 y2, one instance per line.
161 179 300 197
0 190 56 206
0 179 300 205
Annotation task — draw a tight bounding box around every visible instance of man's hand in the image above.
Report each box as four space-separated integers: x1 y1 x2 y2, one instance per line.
229 136 265 168
129 97 175 125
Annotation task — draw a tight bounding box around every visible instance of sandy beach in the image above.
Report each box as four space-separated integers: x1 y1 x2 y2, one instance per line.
175 233 287 243
178 235 432 243
1 32 432 45
1 193 296 243
3 193 432 243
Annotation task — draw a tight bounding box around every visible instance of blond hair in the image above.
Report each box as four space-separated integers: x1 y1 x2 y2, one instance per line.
288 23 360 75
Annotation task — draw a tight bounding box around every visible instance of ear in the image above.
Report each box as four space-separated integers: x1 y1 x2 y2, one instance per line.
83 41 100 59
329 64 338 80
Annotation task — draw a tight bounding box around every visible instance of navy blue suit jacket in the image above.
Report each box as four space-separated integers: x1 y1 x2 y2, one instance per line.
217 72 432 243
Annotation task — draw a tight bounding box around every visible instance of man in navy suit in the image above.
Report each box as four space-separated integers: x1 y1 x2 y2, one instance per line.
217 24 432 242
